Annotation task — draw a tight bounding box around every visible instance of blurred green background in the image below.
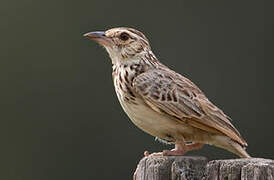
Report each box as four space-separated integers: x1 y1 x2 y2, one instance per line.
1 0 274 179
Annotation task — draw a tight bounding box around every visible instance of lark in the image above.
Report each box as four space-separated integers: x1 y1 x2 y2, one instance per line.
84 27 250 158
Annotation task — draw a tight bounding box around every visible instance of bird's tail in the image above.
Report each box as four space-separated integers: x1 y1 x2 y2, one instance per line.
213 135 251 158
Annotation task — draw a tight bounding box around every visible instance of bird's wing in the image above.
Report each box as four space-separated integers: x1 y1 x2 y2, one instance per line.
132 69 247 146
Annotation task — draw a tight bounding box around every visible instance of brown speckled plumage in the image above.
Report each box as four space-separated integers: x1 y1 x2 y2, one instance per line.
85 27 250 158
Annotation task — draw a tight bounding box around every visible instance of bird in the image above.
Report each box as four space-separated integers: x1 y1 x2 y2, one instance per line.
84 27 250 158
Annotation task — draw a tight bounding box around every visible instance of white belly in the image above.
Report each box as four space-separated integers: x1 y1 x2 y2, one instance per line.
116 92 192 142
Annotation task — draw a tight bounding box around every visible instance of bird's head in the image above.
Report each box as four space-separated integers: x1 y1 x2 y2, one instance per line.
84 27 151 65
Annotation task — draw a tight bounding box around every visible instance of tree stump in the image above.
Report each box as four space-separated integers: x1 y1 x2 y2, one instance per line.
135 156 208 180
135 156 274 180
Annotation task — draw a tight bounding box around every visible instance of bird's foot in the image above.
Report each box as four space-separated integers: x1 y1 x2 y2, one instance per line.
163 142 203 156
144 150 162 156
162 141 187 156
162 148 186 156
143 142 204 157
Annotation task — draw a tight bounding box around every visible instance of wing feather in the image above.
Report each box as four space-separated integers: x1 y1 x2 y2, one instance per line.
133 69 247 146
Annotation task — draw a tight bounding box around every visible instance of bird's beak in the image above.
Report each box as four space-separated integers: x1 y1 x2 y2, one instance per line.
84 31 113 47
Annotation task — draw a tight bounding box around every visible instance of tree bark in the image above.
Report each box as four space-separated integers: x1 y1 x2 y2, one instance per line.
204 158 274 180
135 156 274 180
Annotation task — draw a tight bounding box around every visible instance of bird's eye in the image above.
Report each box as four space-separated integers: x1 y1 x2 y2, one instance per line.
119 32 130 41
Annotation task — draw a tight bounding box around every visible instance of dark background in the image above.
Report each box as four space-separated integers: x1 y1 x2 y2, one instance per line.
1 0 274 179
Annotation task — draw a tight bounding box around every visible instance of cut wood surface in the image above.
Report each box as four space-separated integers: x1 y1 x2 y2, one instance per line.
135 156 274 180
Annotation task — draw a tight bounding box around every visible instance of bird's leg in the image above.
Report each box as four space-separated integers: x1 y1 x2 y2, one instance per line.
144 141 204 156
186 142 204 151
163 141 204 156
162 141 187 156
